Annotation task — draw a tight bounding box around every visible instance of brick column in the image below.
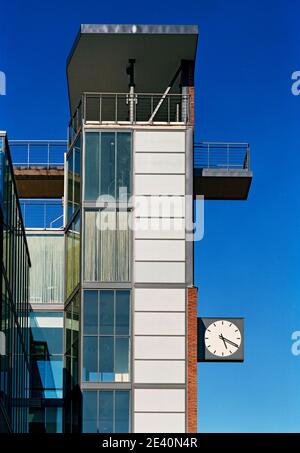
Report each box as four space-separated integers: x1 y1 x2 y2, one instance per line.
187 286 198 432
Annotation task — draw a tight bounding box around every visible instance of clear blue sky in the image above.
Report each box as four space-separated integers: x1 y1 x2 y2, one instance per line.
1 0 300 433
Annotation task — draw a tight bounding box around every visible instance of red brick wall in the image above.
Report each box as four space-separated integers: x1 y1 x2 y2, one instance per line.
187 286 198 432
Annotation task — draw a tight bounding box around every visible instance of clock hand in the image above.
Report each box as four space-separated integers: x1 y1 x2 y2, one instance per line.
219 335 239 349
219 334 227 349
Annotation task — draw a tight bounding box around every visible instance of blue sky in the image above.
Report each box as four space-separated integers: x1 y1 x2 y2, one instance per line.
1 0 300 433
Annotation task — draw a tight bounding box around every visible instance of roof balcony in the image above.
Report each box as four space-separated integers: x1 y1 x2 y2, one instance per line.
68 92 191 145
9 140 67 198
194 142 252 200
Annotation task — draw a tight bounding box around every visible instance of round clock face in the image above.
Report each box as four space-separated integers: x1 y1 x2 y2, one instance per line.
205 320 242 357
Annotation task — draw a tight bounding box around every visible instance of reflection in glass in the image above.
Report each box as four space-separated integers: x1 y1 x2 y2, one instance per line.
83 290 98 334
99 391 114 433
115 391 130 433
99 291 114 334
83 336 98 382
83 391 97 433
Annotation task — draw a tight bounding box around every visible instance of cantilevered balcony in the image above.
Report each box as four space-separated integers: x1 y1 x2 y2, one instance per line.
68 92 190 144
10 141 67 198
194 142 252 200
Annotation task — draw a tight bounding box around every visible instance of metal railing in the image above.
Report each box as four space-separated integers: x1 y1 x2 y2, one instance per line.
69 92 190 144
20 199 64 229
9 140 67 168
194 142 250 171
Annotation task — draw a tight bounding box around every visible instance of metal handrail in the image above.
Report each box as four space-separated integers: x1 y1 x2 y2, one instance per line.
9 140 68 168
194 142 250 171
68 92 191 145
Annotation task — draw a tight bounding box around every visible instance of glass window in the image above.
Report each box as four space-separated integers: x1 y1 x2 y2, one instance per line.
99 391 114 433
116 291 130 335
83 390 130 433
83 291 98 334
115 391 130 433
84 132 131 202
99 291 114 335
82 290 130 382
101 132 115 198
66 213 80 298
83 391 97 433
99 337 114 380
117 133 131 200
83 337 98 382
67 137 81 223
67 151 74 221
84 210 130 282
84 132 99 200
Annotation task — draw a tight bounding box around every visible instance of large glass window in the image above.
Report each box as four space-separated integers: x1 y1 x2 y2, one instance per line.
82 290 130 382
84 132 131 201
67 137 81 223
30 312 64 399
84 209 130 282
65 291 80 392
66 213 80 298
83 390 130 433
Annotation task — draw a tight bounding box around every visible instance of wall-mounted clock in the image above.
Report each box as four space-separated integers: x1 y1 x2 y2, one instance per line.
198 318 244 362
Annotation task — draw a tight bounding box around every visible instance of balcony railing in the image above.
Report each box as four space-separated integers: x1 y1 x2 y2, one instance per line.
194 142 250 171
20 199 63 229
69 92 190 144
9 140 67 168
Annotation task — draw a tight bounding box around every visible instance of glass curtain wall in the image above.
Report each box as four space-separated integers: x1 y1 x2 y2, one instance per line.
64 291 81 433
82 390 130 433
0 135 30 433
29 312 64 433
65 130 132 432
82 290 130 382
84 132 131 202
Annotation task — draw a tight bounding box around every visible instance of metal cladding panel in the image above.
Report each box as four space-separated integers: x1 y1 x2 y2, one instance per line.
134 336 185 360
134 389 185 412
134 360 185 384
134 288 185 311
134 413 185 433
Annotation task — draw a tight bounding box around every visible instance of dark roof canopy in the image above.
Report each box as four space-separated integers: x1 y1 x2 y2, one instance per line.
67 24 198 114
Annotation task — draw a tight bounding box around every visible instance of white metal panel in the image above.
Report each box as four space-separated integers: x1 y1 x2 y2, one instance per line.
134 196 185 218
134 336 185 359
135 130 185 153
134 360 185 383
135 175 185 195
135 240 185 261
135 312 185 335
134 288 185 311
134 218 185 239
135 153 185 174
134 389 185 412
134 413 185 433
134 262 185 283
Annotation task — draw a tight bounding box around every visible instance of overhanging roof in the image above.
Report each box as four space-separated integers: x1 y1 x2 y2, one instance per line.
67 24 198 115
